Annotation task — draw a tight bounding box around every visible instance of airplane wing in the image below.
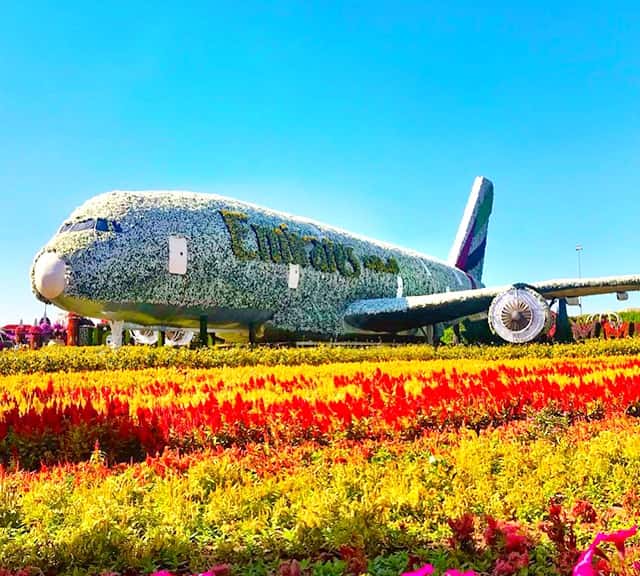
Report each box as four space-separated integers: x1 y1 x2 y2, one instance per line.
343 274 640 333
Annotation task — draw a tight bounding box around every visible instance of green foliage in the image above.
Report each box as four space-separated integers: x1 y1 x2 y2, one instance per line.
220 210 257 260
1 420 639 575
442 318 497 345
619 309 640 323
362 255 400 274
311 559 347 576
367 551 409 576
220 209 393 278
5 338 640 375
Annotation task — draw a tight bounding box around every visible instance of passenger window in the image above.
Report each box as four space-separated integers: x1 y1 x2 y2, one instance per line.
112 221 122 233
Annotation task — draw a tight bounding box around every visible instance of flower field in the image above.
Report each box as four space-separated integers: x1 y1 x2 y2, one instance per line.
4 338 640 375
1 346 640 575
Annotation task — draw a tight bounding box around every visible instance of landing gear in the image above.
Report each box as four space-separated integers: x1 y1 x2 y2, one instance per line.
199 315 208 347
555 298 572 343
108 321 124 348
419 325 436 345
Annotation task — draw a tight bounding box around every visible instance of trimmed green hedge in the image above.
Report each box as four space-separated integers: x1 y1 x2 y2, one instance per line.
2 338 640 375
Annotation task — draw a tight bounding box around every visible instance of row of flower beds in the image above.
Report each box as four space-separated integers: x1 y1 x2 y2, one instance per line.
4 338 640 375
1 355 640 574
2 357 640 467
1 416 639 574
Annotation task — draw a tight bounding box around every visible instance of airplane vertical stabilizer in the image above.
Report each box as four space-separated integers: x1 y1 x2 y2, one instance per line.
448 176 494 284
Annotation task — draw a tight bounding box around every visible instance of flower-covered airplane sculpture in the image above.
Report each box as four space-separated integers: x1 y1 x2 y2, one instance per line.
31 177 640 345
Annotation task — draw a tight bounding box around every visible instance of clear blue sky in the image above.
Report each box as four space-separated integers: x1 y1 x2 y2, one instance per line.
1 1 639 325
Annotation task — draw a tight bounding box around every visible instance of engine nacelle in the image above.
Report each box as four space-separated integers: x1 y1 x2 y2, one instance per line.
165 329 194 347
488 285 552 343
131 329 159 346
131 328 194 346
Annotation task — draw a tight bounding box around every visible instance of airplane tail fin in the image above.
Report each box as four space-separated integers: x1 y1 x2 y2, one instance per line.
448 176 494 284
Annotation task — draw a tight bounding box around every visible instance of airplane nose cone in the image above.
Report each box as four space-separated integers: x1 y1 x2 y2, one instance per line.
33 252 66 300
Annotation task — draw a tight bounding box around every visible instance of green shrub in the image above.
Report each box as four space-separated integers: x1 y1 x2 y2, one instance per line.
2 338 640 375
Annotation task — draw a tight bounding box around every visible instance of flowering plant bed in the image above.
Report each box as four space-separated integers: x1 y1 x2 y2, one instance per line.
4 338 640 375
2 356 640 466
0 353 639 574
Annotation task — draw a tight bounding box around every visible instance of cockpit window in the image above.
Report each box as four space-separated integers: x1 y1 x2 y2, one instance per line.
95 218 109 232
72 219 96 232
58 219 123 234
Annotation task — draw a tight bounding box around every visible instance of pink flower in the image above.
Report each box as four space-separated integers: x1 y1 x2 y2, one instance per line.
572 547 599 576
402 564 435 576
444 570 477 576
573 526 638 576
599 525 638 559
151 572 174 576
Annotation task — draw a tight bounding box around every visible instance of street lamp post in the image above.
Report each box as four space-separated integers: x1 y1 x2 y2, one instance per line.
576 245 583 315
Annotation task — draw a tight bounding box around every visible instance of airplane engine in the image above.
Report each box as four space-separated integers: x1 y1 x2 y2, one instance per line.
131 328 193 346
488 285 551 343
165 330 194 347
131 329 159 346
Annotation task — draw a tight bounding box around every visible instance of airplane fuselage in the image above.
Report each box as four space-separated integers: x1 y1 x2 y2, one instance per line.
32 191 477 339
